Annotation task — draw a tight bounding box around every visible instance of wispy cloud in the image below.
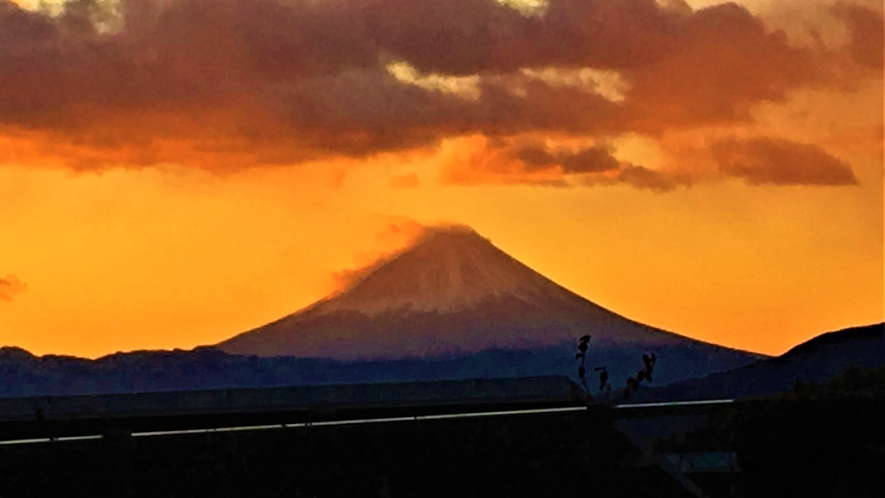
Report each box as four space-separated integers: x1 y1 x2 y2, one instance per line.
0 274 26 302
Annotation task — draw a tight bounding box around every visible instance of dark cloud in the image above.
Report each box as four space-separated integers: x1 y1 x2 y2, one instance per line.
621 3 825 132
831 3 884 70
441 137 636 187
0 274 26 302
559 147 622 173
514 146 559 168
515 144 621 173
712 137 858 186
0 0 872 185
362 0 680 75
469 135 860 190
615 165 680 192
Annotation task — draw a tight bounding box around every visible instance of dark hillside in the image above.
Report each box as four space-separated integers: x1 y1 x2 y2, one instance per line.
652 367 885 497
624 323 884 403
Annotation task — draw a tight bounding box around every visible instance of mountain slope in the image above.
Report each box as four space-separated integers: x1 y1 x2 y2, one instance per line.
217 226 751 361
623 322 885 403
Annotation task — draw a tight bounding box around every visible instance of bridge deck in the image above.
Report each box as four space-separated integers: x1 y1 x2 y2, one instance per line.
0 376 759 441
0 376 591 439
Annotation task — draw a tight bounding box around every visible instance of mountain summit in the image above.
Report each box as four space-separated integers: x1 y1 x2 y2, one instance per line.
312 226 603 316
217 226 740 361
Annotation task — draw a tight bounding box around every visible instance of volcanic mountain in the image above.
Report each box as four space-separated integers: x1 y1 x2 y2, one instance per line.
217 226 760 371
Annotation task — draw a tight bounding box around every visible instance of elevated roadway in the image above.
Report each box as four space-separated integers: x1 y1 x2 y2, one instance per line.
0 376 739 443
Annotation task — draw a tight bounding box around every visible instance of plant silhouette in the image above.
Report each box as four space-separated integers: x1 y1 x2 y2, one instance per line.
574 337 658 400
595 366 610 392
623 353 657 399
574 335 591 392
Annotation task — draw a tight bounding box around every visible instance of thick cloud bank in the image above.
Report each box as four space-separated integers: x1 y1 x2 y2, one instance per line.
0 0 880 186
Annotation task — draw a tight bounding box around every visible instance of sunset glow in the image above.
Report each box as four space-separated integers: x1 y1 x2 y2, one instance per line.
0 0 882 358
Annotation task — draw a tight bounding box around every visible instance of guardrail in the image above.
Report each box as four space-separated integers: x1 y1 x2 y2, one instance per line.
0 397 740 445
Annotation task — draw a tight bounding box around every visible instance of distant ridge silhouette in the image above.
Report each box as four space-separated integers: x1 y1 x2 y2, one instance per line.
621 322 885 403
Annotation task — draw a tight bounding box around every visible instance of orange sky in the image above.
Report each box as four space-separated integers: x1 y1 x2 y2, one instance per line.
0 0 882 358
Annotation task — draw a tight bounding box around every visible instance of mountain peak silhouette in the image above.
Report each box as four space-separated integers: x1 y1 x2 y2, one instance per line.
218 226 720 360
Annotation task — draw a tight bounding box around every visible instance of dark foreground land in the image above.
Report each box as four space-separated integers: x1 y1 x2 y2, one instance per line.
0 410 690 498
0 367 882 498
655 366 885 498
1 397 883 498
